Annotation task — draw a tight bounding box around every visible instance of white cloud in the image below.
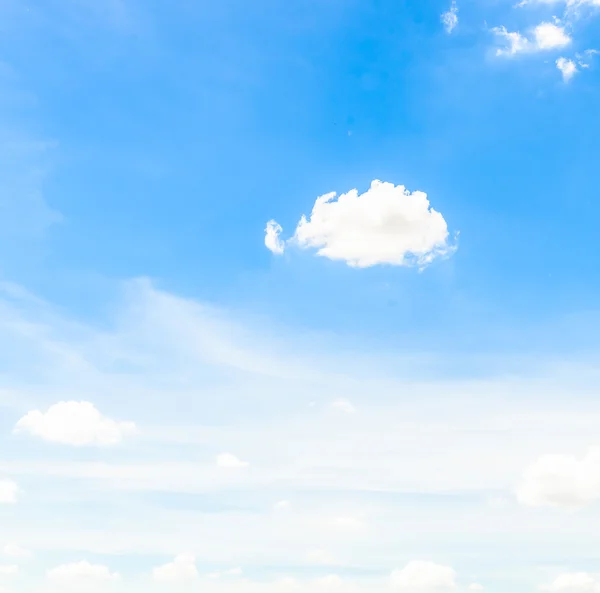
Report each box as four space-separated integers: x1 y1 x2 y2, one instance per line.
152 554 199 581
331 398 357 413
442 1 459 33
557 57 578 80
267 180 454 268
540 572 600 593
0 566 17 576
391 561 457 592
216 453 249 468
47 560 119 581
2 543 30 558
0 481 17 504
274 500 291 511
576 48 598 67
516 447 600 509
469 584 485 591
566 0 600 8
493 23 571 56
14 400 137 446
265 220 285 255
493 27 531 56
534 22 571 49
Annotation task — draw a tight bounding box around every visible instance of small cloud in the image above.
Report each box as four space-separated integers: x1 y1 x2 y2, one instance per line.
2 543 30 558
152 554 199 581
556 57 578 81
216 453 249 468
265 220 285 255
442 1 459 33
0 565 18 576
14 401 136 446
266 180 455 268
0 481 18 504
540 572 600 593
516 447 600 509
469 583 485 591
331 398 357 413
576 48 598 68
274 500 291 511
493 27 531 56
47 561 119 581
391 561 457 591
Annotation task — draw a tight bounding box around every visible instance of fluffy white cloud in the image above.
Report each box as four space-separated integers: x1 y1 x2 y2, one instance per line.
14 401 136 446
541 572 600 592
442 1 459 33
469 584 485 591
0 481 17 504
2 543 29 558
265 220 285 255
47 560 119 581
535 22 571 49
391 561 457 592
0 565 17 576
331 399 357 413
517 447 600 508
216 453 249 468
557 57 578 80
274 500 291 511
494 23 571 56
152 554 199 581
266 180 454 268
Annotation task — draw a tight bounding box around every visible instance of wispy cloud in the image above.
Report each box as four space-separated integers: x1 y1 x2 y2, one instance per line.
0 60 62 255
441 1 459 33
493 22 571 56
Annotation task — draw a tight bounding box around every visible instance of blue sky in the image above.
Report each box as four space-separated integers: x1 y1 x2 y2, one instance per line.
2 0 600 592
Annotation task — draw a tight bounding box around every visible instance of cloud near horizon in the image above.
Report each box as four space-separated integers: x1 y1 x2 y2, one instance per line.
14 401 137 447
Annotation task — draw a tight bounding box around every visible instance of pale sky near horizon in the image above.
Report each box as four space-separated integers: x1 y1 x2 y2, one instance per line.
1 1 600 592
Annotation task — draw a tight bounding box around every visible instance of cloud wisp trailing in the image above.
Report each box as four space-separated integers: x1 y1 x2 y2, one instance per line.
14 401 137 446
493 22 571 56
